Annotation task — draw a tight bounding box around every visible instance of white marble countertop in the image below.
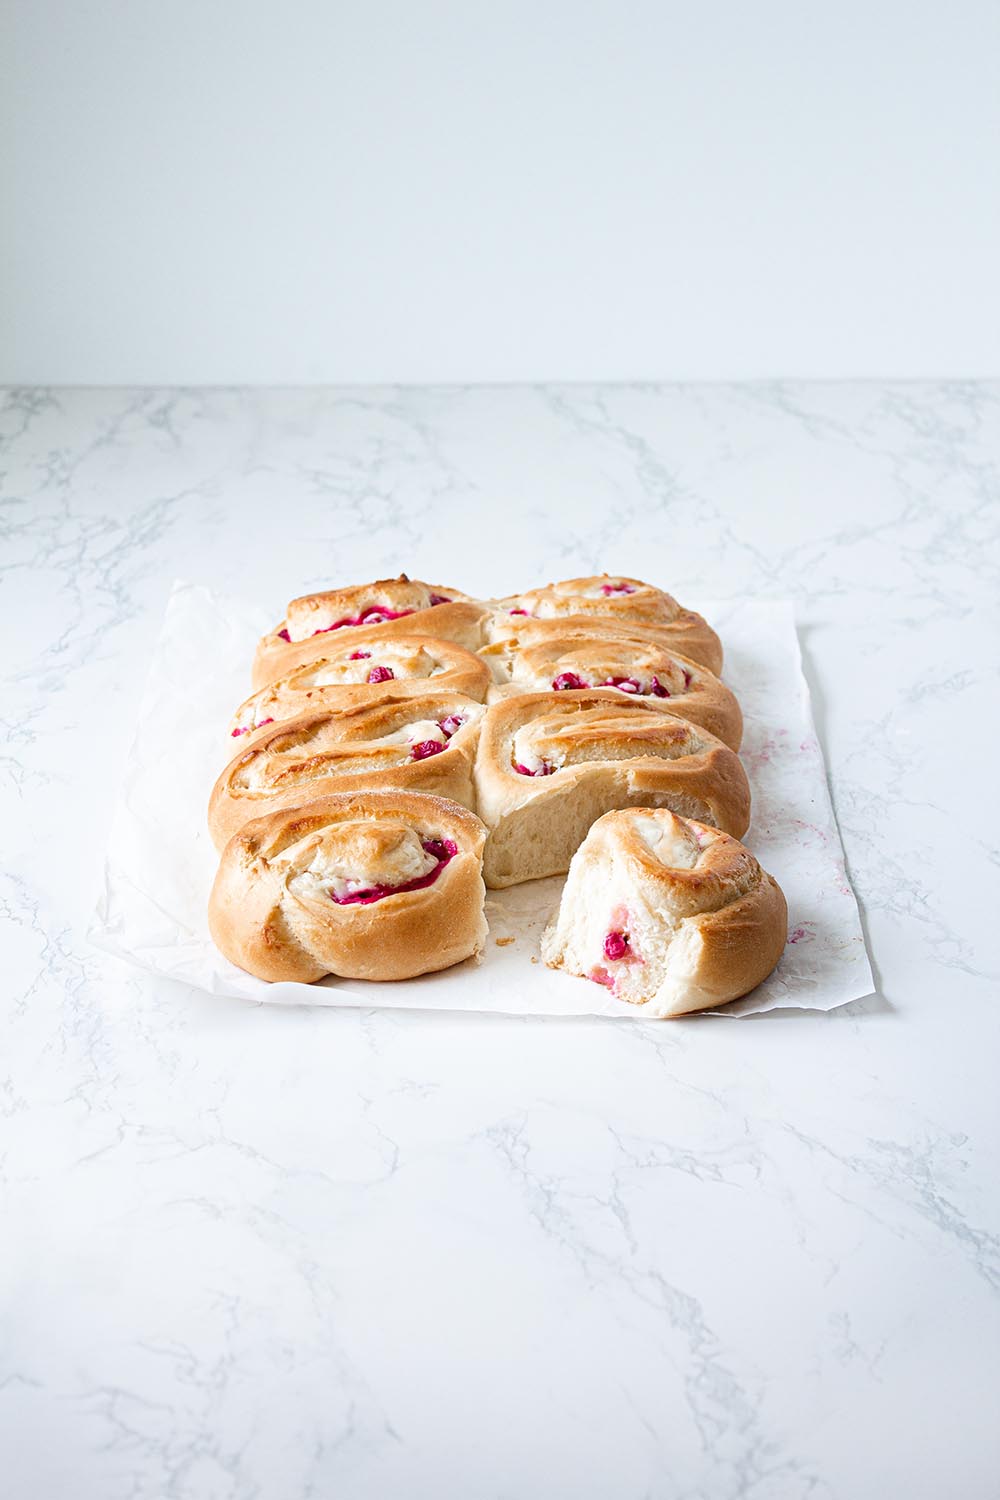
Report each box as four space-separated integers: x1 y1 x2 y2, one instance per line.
3 383 998 1499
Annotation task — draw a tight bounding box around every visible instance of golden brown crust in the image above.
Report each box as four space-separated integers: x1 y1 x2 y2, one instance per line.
229 635 491 746
474 691 750 887
207 572 744 990
486 607 723 676
209 690 484 850
208 791 488 983
253 576 489 688
498 574 684 627
480 628 741 748
540 809 787 1016
662 872 787 1016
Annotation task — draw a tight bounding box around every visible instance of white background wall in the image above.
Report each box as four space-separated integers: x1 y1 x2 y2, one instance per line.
2 0 998 385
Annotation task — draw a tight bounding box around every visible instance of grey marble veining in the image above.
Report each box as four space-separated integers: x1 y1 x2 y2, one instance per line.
1 383 998 1499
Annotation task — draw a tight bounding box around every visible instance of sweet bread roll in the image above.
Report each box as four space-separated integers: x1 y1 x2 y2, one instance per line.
541 809 786 1016
480 628 742 749
209 791 488 983
229 635 490 744
474 691 750 888
254 575 488 688
492 575 722 674
209 690 484 850
487 604 722 677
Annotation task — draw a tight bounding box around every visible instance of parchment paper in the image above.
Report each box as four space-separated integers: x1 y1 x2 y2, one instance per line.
91 583 874 1018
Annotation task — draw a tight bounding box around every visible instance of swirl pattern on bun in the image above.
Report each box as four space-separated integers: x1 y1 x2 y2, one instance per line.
481 627 741 748
209 690 484 850
229 635 490 745
488 576 722 674
254 575 488 688
474 691 750 888
209 791 488 983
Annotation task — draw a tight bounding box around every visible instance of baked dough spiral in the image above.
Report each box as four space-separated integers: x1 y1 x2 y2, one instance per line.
480 627 742 748
229 634 490 745
541 808 786 1016
491 575 722 673
209 690 484 850
474 691 750 887
209 791 488 983
254 575 489 688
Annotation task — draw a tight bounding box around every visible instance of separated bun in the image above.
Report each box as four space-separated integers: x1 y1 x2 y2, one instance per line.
541 808 786 1016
